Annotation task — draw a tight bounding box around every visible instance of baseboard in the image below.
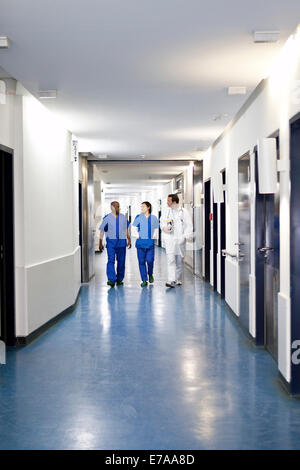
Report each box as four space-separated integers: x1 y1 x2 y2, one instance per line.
13 286 82 347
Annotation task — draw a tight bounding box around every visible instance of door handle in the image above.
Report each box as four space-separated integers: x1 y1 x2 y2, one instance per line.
258 247 274 258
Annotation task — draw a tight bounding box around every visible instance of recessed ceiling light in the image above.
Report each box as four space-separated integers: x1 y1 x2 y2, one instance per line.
140 155 146 159
228 86 247 95
0 36 10 48
253 30 280 43
39 90 57 99
96 154 108 159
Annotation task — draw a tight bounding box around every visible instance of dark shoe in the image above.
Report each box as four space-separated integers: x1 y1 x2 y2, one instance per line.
141 281 148 287
149 275 154 283
107 280 115 287
165 281 176 288
117 280 124 286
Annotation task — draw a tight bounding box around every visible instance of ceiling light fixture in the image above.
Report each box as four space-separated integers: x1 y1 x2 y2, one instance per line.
253 30 280 43
228 86 247 95
38 90 57 99
0 36 10 48
96 154 108 159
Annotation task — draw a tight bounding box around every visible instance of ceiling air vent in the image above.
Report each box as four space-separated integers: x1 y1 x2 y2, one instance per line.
0 36 10 48
253 31 280 43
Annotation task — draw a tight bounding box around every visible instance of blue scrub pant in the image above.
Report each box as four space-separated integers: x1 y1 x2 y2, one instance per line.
137 247 154 281
106 243 126 282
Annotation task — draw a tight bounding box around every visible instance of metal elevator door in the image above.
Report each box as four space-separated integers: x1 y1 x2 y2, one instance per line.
193 161 203 278
238 154 251 330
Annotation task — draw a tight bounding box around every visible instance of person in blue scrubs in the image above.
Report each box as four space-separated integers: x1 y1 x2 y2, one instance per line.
132 202 159 287
99 201 131 287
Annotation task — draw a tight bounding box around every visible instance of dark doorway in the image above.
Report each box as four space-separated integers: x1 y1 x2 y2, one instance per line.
255 138 280 361
204 180 211 282
220 171 226 298
213 197 218 291
78 182 83 283
0 147 15 346
290 114 300 393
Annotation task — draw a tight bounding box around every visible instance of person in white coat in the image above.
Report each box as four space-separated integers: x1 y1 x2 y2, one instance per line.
160 194 193 288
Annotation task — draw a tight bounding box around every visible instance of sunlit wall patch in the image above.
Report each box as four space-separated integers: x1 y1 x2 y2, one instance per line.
0 80 6 104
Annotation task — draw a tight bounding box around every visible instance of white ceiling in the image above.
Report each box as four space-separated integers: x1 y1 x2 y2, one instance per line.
1 0 300 159
94 160 190 195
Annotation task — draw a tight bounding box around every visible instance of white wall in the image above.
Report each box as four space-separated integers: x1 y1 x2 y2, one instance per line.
0 80 81 337
203 26 300 383
0 79 17 149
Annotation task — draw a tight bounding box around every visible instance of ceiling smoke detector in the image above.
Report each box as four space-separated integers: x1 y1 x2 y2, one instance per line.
228 86 247 95
0 36 10 48
253 30 280 43
39 90 57 99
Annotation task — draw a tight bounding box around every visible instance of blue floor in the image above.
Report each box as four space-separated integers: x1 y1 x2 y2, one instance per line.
1 247 300 450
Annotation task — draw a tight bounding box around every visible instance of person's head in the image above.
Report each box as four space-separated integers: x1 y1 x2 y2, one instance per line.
167 194 179 207
111 201 120 215
141 201 152 215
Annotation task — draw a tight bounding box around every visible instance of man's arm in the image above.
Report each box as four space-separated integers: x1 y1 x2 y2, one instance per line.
99 230 105 252
126 228 131 249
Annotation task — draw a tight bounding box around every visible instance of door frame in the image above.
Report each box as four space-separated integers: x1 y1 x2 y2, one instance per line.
238 151 251 331
204 178 211 282
213 194 218 291
220 169 226 298
0 144 16 346
254 146 265 346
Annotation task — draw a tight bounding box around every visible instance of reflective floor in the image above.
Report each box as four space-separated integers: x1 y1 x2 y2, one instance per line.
1 247 300 450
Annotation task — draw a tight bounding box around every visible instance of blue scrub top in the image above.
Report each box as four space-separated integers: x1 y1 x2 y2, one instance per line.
132 213 159 249
99 213 130 247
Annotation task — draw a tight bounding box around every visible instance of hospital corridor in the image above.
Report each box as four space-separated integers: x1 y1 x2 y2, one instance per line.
1 0 300 453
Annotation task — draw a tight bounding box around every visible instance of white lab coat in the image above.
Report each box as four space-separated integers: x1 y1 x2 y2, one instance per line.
160 206 193 282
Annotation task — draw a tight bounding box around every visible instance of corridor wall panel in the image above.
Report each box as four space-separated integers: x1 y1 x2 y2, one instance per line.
203 25 300 386
0 81 81 338
225 258 239 316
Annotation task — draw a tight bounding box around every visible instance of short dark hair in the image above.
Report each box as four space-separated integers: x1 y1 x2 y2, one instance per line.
168 194 179 204
142 201 152 213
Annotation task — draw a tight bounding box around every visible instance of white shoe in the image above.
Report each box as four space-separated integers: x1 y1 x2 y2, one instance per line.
165 281 176 288
176 280 182 286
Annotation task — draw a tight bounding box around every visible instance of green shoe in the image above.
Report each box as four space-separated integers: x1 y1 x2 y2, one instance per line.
117 280 124 286
107 280 115 287
141 281 148 287
149 275 154 283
